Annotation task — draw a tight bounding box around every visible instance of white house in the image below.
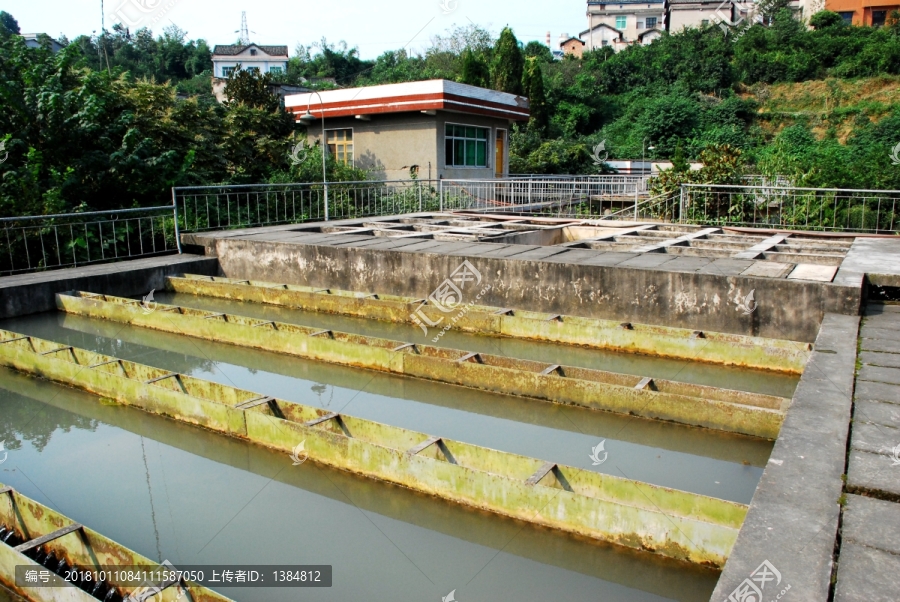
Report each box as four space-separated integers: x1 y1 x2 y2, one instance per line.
211 44 289 79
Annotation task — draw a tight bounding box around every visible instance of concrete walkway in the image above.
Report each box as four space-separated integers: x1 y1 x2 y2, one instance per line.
835 302 900 601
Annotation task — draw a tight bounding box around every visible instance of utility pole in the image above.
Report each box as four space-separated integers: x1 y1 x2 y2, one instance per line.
239 11 249 45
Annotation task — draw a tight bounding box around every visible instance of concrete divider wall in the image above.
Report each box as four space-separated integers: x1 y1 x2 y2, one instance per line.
710 313 860 602
196 235 861 342
0 255 219 320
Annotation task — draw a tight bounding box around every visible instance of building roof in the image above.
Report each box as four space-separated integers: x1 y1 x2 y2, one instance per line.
285 79 530 122
579 23 625 37
212 44 289 58
561 37 585 46
638 27 664 39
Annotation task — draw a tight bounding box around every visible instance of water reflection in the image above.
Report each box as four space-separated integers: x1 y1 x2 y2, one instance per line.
0 368 720 602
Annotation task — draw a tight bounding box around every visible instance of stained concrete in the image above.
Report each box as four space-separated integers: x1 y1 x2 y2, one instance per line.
0 254 218 319
833 542 900 602
710 313 859 602
182 225 865 342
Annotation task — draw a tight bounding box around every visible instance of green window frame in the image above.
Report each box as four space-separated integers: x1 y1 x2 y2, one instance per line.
444 124 489 168
616 16 627 29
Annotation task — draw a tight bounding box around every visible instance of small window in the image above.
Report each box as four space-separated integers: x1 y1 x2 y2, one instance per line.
602 39 609 46
701 19 710 26
444 124 489 168
249 48 257 56
616 15 627 29
838 11 854 23
646 17 657 28
872 9 887 25
326 129 354 165
222 66 236 77
637 20 644 29
269 66 283 74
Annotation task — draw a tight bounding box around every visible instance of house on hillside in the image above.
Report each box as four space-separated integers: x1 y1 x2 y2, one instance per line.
211 44 289 78
284 80 530 180
210 43 307 103
560 35 586 57
826 0 900 24
584 0 666 49
20 33 63 53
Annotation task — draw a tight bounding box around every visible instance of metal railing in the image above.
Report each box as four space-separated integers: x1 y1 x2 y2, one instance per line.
439 178 647 217
678 184 900 234
175 180 441 232
1 205 180 276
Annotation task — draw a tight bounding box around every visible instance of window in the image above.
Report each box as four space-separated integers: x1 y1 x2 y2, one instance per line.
326 129 353 165
701 19 710 26
616 15 627 29
602 39 609 46
247 66 260 73
646 16 657 28
838 11 854 23
269 66 283 74
444 124 489 167
637 20 644 29
222 66 236 77
249 48 257 56
872 9 887 25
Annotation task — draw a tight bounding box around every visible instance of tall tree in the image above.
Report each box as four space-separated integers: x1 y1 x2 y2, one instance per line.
491 27 524 95
0 11 19 36
460 49 490 88
521 57 548 133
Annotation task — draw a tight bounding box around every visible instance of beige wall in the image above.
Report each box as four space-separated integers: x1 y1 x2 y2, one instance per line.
668 6 722 30
303 112 513 180
587 6 664 43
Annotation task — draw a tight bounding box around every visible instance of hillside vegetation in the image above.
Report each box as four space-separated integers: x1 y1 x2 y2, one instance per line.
1 5 900 219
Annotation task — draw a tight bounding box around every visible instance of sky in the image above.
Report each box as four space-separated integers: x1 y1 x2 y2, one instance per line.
7 0 588 59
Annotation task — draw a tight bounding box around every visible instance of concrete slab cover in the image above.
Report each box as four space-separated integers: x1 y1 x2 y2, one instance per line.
577 252 640 267
841 494 900 555
787 263 838 282
837 237 900 288
698 259 756 276
846 449 900 498
859 350 900 369
853 400 900 427
740 261 794 279
854 380 900 404
857 364 900 386
833 542 900 602
710 313 859 602
616 254 677 269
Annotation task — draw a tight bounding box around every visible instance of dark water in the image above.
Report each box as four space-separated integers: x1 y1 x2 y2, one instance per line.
156 291 800 398
1 312 772 503
0 368 720 602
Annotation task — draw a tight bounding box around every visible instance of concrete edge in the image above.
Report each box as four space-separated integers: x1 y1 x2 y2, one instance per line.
0 254 220 320
709 312 860 602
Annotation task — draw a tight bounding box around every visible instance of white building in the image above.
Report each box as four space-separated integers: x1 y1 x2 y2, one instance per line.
583 0 666 50
211 44 289 79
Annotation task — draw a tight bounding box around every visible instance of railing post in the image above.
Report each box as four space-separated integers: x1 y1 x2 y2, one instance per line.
634 182 638 220
171 187 183 254
679 185 686 223
439 179 444 212
324 183 330 221
418 180 422 212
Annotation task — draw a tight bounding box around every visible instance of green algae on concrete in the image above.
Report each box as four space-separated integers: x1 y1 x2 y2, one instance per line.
0 329 747 567
167 274 810 373
0 484 233 602
55 292 788 438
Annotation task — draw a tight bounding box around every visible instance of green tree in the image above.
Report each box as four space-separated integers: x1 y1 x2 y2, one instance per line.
460 49 490 87
491 27 524 95
522 57 549 133
0 11 19 36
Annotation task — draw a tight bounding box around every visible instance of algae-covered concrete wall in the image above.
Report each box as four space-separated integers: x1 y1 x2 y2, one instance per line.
193 234 860 343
